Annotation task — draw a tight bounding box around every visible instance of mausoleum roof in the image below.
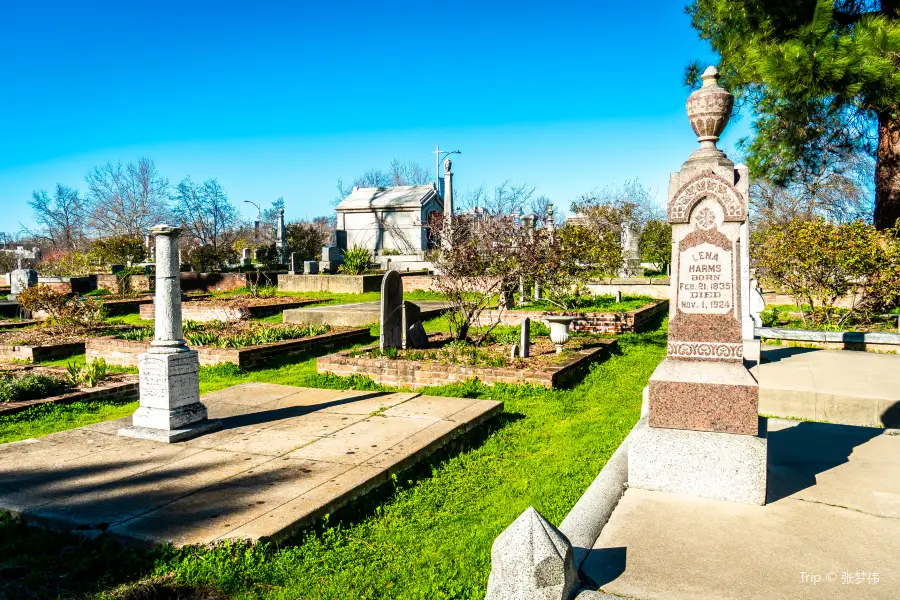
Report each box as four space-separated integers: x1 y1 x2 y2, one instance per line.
336 185 440 211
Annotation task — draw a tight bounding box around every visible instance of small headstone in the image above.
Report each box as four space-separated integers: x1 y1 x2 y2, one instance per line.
615 290 622 303
406 321 428 349
304 260 319 275
319 261 338 274
241 248 251 267
10 269 37 298
380 270 403 350
534 281 542 301
510 344 519 361
334 229 348 251
402 301 422 348
321 245 342 263
253 248 261 262
110 264 125 275
485 507 578 600
289 253 300 275
520 317 530 358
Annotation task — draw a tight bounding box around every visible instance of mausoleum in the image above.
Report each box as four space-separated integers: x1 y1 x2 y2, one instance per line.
335 185 443 253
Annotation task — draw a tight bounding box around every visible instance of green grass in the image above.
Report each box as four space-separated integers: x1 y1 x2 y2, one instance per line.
0 315 668 600
0 399 139 444
515 294 655 313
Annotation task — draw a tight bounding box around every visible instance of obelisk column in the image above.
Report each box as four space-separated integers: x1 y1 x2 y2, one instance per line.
119 224 221 443
628 67 767 505
276 208 287 264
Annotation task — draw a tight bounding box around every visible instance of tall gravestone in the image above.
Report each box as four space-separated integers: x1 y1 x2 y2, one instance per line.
276 208 287 264
380 270 403 351
628 67 767 505
9 269 37 300
119 225 221 443
519 317 530 358
289 252 300 275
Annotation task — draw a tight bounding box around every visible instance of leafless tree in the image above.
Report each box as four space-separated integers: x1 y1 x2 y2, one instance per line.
750 152 874 226
86 158 170 237
458 181 537 215
571 179 663 232
334 160 433 205
24 184 88 250
171 177 239 252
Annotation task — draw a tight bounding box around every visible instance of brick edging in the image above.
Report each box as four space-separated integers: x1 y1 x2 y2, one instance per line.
0 378 139 416
317 339 618 389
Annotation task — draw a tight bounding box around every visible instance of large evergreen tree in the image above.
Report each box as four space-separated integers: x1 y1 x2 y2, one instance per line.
687 0 900 228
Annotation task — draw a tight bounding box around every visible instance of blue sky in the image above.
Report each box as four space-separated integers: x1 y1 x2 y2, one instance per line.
0 0 745 230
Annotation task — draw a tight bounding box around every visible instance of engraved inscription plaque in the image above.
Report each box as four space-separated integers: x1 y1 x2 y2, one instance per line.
677 242 733 315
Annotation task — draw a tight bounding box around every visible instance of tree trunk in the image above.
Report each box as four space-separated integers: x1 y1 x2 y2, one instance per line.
874 110 900 230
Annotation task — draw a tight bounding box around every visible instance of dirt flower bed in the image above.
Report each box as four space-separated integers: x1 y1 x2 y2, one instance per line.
0 324 132 347
349 332 607 369
138 294 325 322
0 362 139 415
115 319 333 349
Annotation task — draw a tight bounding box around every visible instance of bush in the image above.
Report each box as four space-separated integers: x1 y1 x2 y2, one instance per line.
0 372 74 403
753 219 900 327
36 250 93 277
17 285 105 331
90 235 146 266
113 266 147 298
65 358 108 388
640 219 672 273
339 246 370 275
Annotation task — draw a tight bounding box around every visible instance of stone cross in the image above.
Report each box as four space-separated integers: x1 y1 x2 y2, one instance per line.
628 66 766 505
519 317 530 358
380 270 403 351
118 225 221 443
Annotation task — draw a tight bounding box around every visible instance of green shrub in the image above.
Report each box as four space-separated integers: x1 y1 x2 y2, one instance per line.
339 246 370 275
17 285 105 331
0 373 74 403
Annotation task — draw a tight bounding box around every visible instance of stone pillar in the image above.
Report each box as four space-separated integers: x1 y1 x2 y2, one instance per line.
276 208 287 263
443 158 454 222
628 67 767 505
119 224 221 443
519 317 530 358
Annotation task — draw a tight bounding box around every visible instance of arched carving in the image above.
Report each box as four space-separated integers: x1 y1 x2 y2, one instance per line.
669 170 746 223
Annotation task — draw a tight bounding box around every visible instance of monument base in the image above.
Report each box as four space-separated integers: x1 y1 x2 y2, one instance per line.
648 358 759 435
118 418 222 443
628 418 768 505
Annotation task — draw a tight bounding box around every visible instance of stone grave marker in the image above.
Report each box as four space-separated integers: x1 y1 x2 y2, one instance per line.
519 317 530 358
510 344 519 361
401 301 421 348
628 66 766 505
119 224 221 443
303 260 319 275
406 321 428 349
241 248 251 267
289 253 300 275
380 270 403 350
9 268 37 299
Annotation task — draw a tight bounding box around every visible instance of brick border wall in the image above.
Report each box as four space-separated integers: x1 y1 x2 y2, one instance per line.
179 271 283 293
138 298 323 322
474 300 669 334
95 274 152 293
0 373 139 416
101 297 154 316
317 339 618 389
87 327 372 369
0 342 86 362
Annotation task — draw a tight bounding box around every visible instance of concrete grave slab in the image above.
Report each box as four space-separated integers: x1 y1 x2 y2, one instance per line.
0 383 501 545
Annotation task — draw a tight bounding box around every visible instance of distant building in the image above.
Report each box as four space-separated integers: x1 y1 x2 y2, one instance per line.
334 185 443 254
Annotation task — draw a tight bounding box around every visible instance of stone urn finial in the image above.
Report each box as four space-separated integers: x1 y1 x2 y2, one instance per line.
685 66 735 166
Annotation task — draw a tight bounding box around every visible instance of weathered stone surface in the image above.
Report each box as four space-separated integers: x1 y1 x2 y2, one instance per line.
628 417 767 505
10 268 37 297
402 301 421 348
406 321 428 349
321 246 342 263
289 253 300 275
510 344 519 360
520 317 530 358
485 506 579 600
303 260 318 275
380 270 403 350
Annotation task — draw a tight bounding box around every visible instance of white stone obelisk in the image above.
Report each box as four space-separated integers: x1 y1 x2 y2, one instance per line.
276 208 287 264
119 225 221 443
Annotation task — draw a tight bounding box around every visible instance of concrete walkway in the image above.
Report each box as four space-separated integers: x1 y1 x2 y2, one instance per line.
284 300 449 327
756 347 900 428
0 383 500 546
581 419 900 599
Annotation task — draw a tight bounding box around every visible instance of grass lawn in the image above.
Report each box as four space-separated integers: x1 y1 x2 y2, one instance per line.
0 315 667 600
515 294 656 313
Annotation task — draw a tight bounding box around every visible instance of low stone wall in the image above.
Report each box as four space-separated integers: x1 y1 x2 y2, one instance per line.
475 300 669 334
139 298 321 322
586 278 671 300
95 273 152 293
100 297 154 316
278 274 384 294
757 327 900 354
87 328 372 369
400 274 438 291
179 271 283 293
318 339 618 389
0 373 139 416
0 342 86 362
37 277 93 295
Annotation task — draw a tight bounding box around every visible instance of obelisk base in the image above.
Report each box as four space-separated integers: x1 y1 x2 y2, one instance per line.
118 349 220 443
628 418 768 505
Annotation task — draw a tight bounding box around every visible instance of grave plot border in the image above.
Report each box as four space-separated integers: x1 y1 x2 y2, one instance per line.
138 297 327 322
317 338 618 389
0 369 139 416
87 327 372 369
